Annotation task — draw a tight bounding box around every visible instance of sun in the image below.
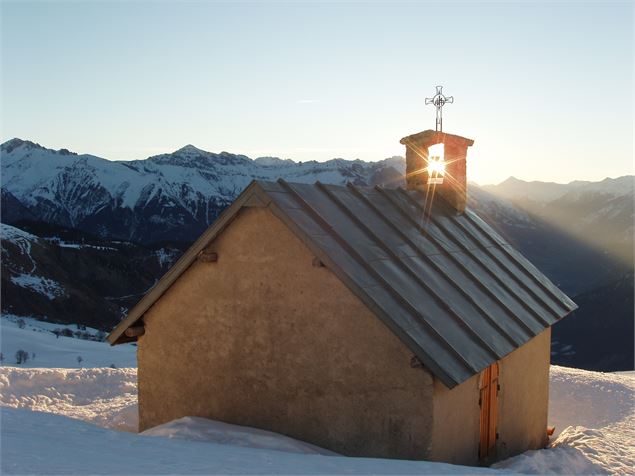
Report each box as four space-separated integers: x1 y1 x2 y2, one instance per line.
427 158 446 176
427 143 446 178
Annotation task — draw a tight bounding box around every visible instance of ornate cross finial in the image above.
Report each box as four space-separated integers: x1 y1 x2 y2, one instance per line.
425 85 454 132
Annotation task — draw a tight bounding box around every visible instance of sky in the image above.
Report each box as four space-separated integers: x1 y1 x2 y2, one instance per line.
1 1 632 185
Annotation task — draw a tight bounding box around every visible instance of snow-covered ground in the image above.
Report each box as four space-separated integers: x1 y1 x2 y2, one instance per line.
143 417 338 456
495 367 634 475
1 315 136 368
0 367 138 431
1 319 633 474
2 407 498 475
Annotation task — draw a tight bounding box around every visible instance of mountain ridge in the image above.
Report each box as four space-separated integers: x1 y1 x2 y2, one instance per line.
1 138 633 370
0 138 407 244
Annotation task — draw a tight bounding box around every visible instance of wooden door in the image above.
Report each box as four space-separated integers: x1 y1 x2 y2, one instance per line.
479 362 499 462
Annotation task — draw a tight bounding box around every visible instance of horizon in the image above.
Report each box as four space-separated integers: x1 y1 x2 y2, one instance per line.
1 2 633 184
3 135 632 188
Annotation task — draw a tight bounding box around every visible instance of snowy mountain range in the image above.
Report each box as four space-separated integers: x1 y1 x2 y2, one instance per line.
1 139 404 244
2 138 632 261
1 138 633 371
479 175 634 261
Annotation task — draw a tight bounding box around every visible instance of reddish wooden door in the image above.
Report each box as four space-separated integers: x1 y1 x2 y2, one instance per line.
479 362 499 461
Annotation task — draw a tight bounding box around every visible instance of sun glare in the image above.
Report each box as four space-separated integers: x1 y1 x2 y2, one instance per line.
427 143 445 183
427 159 446 175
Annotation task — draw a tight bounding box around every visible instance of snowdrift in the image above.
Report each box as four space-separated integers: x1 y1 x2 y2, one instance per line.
142 417 338 456
2 364 633 474
0 366 138 432
0 321 632 476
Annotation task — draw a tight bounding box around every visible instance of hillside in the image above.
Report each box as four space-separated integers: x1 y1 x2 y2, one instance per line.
0 223 180 329
552 273 635 371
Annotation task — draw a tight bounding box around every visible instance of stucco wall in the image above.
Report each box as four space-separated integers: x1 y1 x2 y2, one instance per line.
497 328 551 460
138 206 435 459
429 329 551 466
429 373 480 465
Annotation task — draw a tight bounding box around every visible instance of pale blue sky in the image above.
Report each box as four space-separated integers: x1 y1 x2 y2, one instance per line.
1 1 632 184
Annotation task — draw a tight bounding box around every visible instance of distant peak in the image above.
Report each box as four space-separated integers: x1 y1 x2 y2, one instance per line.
501 176 524 185
1 138 77 156
3 138 26 147
1 138 40 154
175 144 205 154
254 156 294 166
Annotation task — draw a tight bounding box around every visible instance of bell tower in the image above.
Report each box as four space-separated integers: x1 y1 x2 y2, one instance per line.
400 130 474 213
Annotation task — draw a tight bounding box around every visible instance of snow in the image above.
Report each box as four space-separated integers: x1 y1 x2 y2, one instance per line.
0 319 632 474
0 222 38 242
9 273 65 299
45 237 118 251
548 366 634 436
564 176 634 200
495 366 634 475
142 417 337 456
1 408 494 475
0 315 137 369
1 223 38 273
2 223 67 299
154 247 180 268
1 139 404 221
254 156 295 166
0 367 138 432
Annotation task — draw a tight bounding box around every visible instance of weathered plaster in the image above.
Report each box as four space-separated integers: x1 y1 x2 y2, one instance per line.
429 329 552 466
138 207 434 459
497 328 551 460
430 372 480 465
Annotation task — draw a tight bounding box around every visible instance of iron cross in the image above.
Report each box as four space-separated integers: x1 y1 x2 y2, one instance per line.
425 85 454 132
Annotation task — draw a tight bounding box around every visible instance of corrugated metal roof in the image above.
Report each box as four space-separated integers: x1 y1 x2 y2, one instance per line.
108 179 576 388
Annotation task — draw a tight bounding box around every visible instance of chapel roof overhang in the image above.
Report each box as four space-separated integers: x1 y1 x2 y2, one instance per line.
108 180 576 388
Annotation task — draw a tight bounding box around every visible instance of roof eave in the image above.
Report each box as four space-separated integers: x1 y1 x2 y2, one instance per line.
106 180 268 346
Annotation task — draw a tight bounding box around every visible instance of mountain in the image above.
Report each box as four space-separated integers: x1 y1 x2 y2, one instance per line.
471 176 634 371
1 138 633 370
482 175 633 204
4 138 631 280
1 139 405 244
482 176 634 262
0 222 181 329
481 176 586 202
552 273 634 371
